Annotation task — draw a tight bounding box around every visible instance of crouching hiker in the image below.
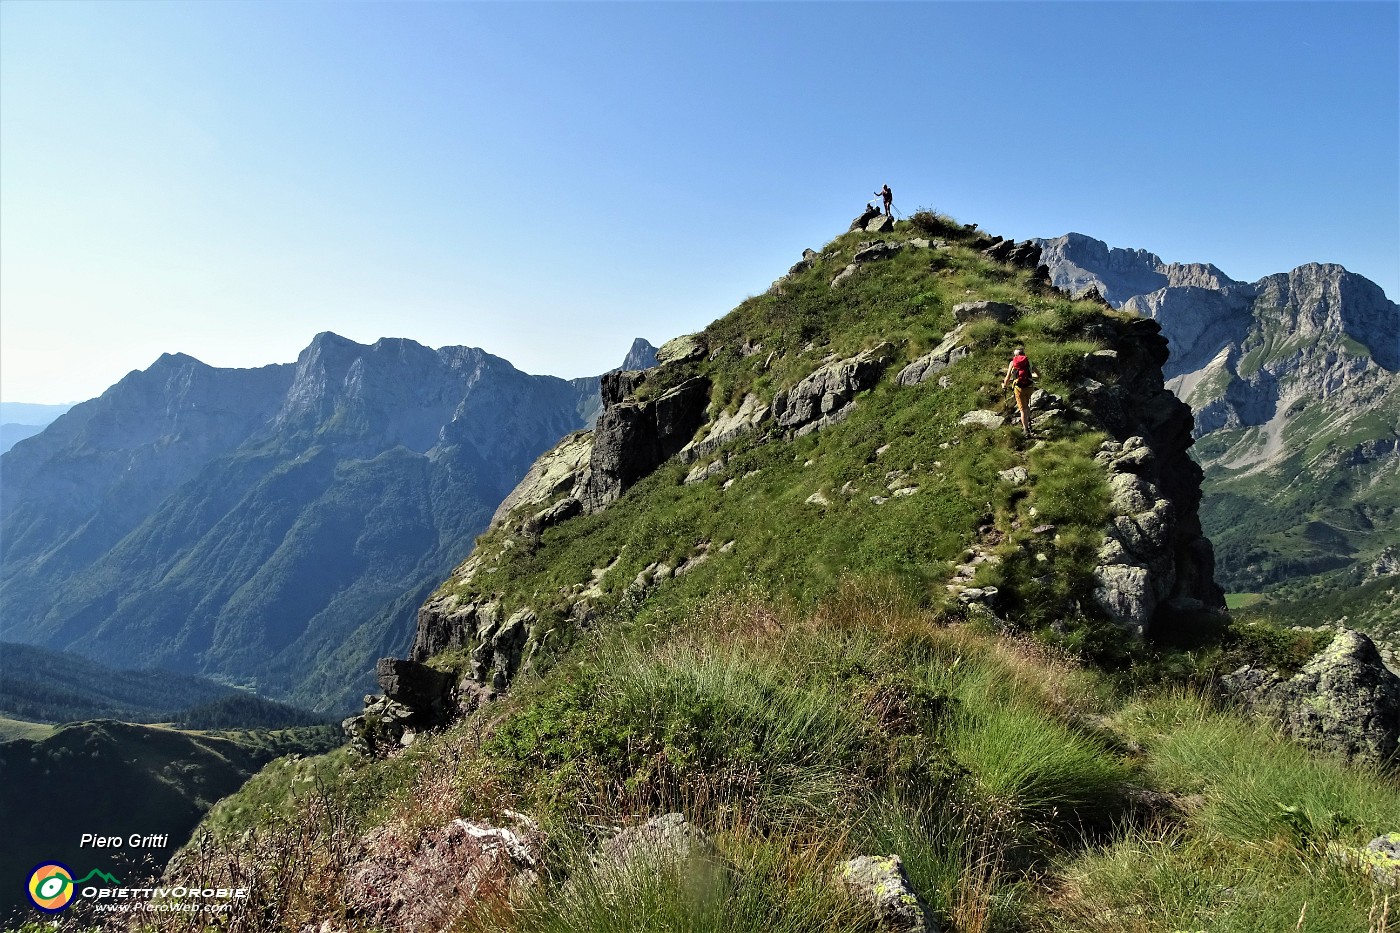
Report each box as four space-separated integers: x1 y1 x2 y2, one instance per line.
1001 345 1040 436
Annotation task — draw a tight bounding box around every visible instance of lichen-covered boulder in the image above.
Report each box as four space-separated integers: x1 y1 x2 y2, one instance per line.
1223 629 1400 767
1327 832 1400 886
656 334 708 366
958 409 1004 429
839 854 935 932
865 214 896 234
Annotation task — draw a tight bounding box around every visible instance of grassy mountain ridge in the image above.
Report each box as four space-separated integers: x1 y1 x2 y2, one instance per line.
411 213 1213 679
74 213 1397 933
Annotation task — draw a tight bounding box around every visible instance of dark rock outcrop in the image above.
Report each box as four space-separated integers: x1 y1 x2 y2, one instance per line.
981 238 1042 271
581 374 712 511
850 204 883 230
1072 318 1223 632
376 658 454 721
341 658 457 753
1222 629 1400 767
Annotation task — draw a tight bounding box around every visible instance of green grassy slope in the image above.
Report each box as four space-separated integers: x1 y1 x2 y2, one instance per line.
183 596 1395 933
1200 383 1400 640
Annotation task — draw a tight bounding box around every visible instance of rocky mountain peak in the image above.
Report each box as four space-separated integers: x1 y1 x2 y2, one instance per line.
1252 263 1399 371
620 338 660 371
0 332 626 710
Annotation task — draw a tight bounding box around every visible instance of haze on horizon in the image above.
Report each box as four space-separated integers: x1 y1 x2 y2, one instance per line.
2 1 1396 405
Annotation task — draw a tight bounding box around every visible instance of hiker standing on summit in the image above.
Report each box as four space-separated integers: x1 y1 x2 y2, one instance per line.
876 184 893 216
1001 345 1040 436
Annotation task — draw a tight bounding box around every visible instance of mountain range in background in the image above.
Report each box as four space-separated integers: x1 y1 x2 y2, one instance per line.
1037 233 1399 635
0 402 75 454
0 334 656 713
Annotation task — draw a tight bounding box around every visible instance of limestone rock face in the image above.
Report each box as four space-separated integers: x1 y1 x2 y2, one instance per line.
772 344 895 436
489 431 594 526
1222 629 1400 767
681 392 771 463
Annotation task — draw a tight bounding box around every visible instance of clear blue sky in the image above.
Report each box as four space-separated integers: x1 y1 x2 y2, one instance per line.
2 1 1396 404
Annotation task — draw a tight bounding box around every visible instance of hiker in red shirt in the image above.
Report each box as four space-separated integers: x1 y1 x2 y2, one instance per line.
876 184 893 216
1001 345 1040 436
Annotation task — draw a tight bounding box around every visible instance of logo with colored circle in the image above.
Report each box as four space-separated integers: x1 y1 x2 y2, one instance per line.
27 862 76 912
